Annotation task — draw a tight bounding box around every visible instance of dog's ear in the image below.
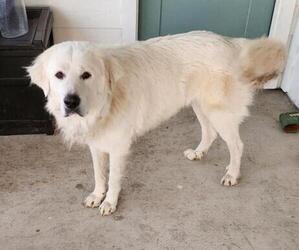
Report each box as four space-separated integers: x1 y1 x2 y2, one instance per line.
103 56 124 92
26 48 53 97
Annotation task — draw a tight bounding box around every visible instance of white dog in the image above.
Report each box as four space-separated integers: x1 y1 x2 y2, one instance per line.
27 31 285 215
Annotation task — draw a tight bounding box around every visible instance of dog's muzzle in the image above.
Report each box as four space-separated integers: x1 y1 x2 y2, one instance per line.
64 94 83 117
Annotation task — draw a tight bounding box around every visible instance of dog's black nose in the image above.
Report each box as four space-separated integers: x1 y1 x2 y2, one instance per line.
64 94 80 110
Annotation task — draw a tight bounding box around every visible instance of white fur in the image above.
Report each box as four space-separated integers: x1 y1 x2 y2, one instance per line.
27 31 285 215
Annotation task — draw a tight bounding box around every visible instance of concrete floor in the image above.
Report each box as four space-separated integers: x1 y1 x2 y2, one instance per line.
0 90 298 250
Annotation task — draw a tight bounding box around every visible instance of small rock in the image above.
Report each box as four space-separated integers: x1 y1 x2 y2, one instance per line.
75 183 84 189
113 215 124 221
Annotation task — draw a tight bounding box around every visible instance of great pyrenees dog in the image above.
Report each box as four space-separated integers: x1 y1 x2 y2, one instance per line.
27 31 285 215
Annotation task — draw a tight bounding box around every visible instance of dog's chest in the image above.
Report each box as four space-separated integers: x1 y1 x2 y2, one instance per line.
57 116 93 144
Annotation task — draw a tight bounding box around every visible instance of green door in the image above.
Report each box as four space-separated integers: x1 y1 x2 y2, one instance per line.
138 0 276 40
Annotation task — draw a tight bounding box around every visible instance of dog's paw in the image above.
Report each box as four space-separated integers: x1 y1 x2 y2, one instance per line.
221 173 239 186
83 192 105 208
99 200 117 216
184 149 204 161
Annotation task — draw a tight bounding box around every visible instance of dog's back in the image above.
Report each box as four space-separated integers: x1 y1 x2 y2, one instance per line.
139 31 286 86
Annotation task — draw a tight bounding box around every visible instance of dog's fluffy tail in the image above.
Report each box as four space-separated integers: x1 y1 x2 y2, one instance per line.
238 37 286 86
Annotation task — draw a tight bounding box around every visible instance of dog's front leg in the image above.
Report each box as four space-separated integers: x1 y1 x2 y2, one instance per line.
84 146 108 208
99 152 127 216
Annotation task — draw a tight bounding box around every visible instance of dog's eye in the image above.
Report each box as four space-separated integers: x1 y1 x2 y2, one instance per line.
55 71 65 80
81 71 91 80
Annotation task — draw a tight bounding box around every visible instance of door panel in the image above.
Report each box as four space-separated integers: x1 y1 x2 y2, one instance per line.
138 0 162 40
160 0 250 37
139 0 276 40
245 0 276 38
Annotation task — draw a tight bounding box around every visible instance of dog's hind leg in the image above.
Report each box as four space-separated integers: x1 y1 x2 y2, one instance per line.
208 112 244 186
84 147 108 208
184 101 217 161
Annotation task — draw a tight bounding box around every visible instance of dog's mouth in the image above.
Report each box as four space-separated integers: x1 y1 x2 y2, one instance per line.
64 108 84 117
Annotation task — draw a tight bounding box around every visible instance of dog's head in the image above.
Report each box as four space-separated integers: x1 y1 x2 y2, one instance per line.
27 42 123 120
